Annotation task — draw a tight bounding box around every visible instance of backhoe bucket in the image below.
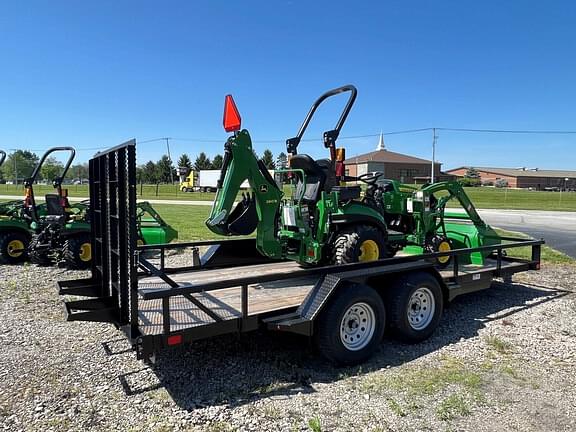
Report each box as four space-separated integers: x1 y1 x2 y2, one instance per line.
227 193 258 235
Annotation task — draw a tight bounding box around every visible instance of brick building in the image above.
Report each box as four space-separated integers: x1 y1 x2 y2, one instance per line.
446 166 576 190
344 134 442 184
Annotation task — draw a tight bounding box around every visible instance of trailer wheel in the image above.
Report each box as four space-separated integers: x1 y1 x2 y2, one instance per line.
332 225 387 264
29 234 52 266
63 234 92 269
0 231 29 264
315 283 385 365
385 272 443 343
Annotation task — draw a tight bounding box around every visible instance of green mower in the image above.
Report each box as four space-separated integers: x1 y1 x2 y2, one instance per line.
206 85 499 267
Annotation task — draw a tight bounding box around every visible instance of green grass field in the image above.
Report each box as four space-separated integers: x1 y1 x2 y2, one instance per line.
2 183 575 210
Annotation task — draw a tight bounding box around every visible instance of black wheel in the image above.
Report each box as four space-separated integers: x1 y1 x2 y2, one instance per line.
28 234 53 266
0 231 29 264
427 236 452 268
63 233 92 269
332 225 387 264
385 272 444 343
315 283 386 365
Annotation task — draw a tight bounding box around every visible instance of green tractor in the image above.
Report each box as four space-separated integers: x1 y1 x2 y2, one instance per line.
206 85 500 267
207 85 404 265
0 149 35 264
21 147 93 268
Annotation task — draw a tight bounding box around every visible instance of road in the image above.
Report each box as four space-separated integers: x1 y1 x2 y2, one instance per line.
478 209 576 258
2 195 574 257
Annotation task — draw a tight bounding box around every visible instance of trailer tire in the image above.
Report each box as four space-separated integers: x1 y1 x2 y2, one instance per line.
29 234 52 266
332 225 387 264
385 272 443 343
0 231 29 264
315 283 385 365
63 234 92 269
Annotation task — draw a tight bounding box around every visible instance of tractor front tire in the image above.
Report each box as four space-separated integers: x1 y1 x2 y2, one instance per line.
332 225 387 264
315 283 386 365
29 234 53 266
0 231 29 264
63 234 92 270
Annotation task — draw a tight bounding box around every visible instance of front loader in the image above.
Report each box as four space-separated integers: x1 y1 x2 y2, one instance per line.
206 85 402 266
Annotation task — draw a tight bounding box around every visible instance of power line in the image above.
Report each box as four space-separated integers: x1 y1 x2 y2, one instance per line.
6 127 576 153
436 127 576 134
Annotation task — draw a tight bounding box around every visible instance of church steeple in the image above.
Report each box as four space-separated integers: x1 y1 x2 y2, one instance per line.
376 132 385 151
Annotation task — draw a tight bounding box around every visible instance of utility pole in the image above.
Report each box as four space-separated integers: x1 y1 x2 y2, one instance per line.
9 149 18 185
164 137 174 185
431 128 438 183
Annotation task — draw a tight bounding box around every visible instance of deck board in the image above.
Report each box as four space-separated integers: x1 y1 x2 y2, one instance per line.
137 258 527 336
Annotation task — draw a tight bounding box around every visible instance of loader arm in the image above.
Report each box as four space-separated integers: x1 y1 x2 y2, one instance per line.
206 130 284 259
422 181 486 228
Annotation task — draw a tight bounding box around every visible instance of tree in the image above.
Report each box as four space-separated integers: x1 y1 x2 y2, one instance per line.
464 167 480 179
194 152 212 171
460 166 481 187
177 154 192 171
156 155 176 183
142 161 159 183
276 152 288 170
40 157 64 182
1 150 39 184
211 154 223 169
261 149 275 169
66 163 89 182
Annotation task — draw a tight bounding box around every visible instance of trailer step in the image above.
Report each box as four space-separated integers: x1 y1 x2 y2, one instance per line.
63 297 119 324
263 312 311 336
57 278 103 297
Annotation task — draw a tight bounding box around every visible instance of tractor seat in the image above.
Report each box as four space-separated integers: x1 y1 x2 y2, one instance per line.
290 154 328 203
45 194 66 216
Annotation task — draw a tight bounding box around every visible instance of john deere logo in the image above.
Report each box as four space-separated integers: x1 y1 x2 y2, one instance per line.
259 184 268 193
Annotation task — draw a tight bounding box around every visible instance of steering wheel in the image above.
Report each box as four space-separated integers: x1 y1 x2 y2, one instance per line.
357 172 383 185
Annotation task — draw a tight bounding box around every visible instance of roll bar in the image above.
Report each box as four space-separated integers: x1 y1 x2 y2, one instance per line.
25 146 76 188
0 150 6 168
286 85 357 156
23 147 76 222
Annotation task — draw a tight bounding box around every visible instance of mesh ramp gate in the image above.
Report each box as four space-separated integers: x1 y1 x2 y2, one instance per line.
59 140 139 338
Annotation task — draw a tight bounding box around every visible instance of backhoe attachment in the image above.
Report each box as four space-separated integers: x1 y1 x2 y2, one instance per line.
206 95 283 258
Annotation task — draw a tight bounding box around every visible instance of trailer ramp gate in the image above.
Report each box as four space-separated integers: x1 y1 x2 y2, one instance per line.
58 140 139 338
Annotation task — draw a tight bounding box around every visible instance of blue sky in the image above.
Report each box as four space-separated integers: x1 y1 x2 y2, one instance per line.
1 1 575 170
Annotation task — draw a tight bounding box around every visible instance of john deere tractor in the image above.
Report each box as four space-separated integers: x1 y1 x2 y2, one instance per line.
0 150 36 264
207 85 405 265
206 85 501 267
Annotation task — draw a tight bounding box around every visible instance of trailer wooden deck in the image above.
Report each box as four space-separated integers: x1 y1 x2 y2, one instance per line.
137 258 529 336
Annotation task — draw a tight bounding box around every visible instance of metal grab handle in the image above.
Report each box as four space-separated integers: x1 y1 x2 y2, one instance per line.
287 85 357 154
27 146 76 186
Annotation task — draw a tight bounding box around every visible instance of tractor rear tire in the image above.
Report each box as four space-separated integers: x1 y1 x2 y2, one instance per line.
29 234 53 266
332 225 387 264
315 283 386 365
0 231 29 264
385 272 444 343
63 234 92 270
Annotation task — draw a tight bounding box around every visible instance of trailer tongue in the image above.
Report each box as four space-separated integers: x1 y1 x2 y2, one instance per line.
57 140 543 365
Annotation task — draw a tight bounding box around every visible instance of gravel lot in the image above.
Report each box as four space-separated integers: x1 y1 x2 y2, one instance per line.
0 261 575 432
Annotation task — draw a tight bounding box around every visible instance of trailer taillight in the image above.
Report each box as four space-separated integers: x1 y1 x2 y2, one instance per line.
223 94 242 132
167 334 182 346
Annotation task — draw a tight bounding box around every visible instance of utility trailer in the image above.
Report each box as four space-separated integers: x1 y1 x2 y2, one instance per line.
57 140 544 365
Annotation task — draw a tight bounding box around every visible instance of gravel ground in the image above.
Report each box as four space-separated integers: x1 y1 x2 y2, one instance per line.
0 260 575 432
